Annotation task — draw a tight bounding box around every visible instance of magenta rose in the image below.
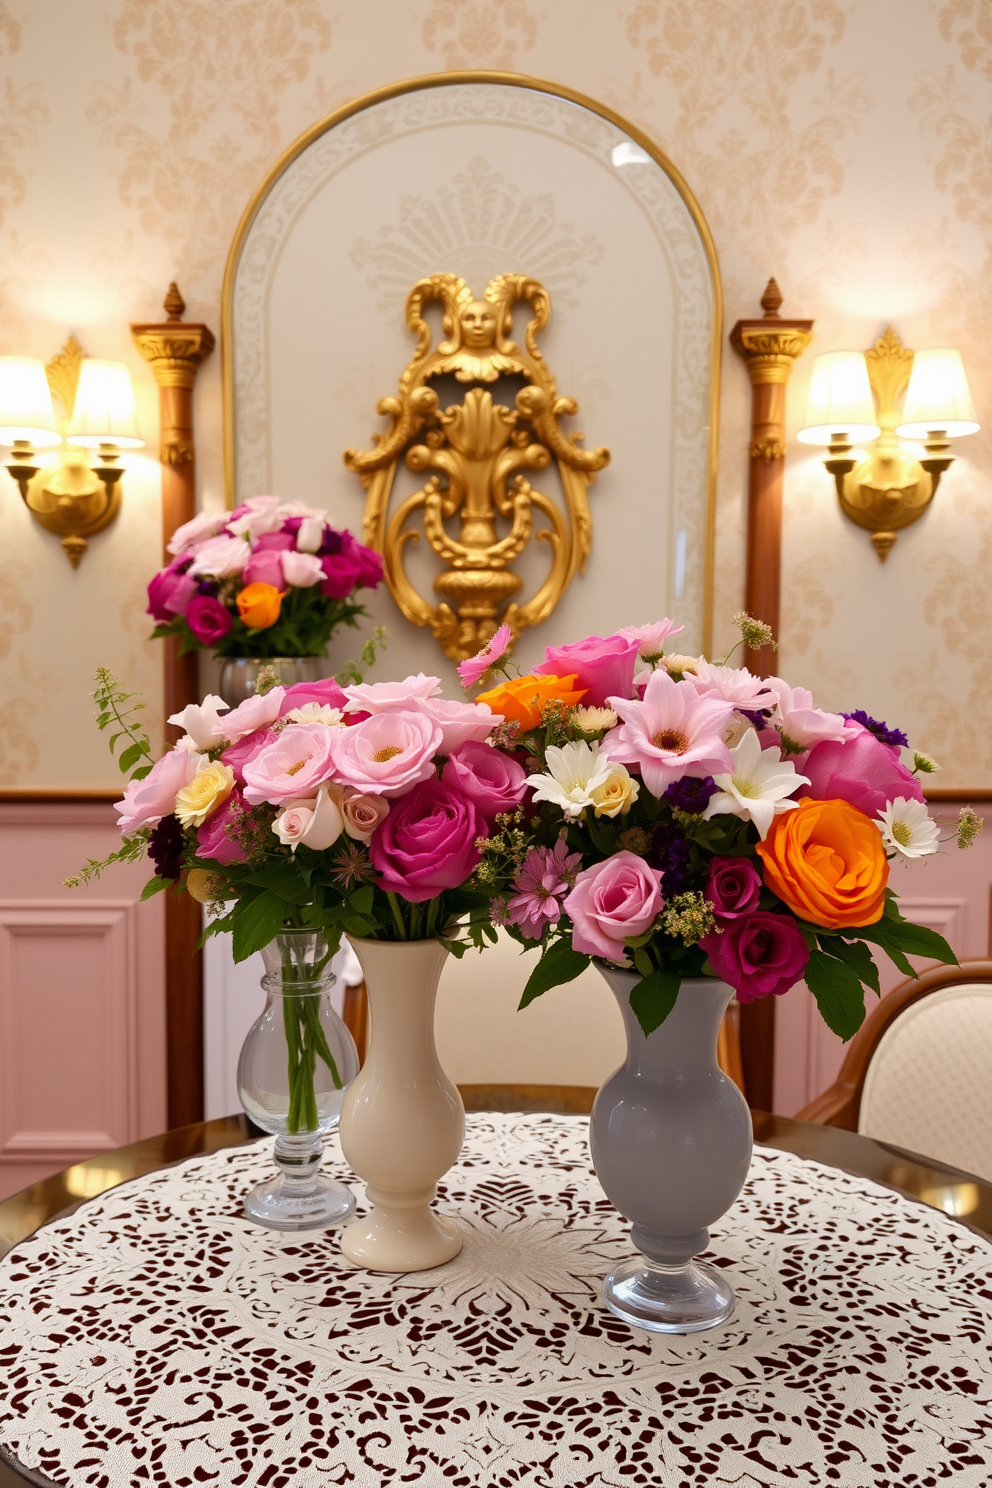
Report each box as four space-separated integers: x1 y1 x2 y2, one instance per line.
370 778 486 902
534 633 640 709
706 856 762 924
222 728 279 785
253 531 295 552
441 740 528 825
186 595 233 645
701 912 809 1002
147 562 196 622
563 850 664 963
320 550 362 599
242 548 285 589
341 532 384 589
196 790 248 866
799 724 924 818
278 678 349 716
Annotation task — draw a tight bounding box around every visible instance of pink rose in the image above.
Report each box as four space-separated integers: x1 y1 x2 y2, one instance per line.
412 696 501 753
701 912 809 1002
222 728 279 785
442 740 528 825
800 725 924 818
242 548 285 589
343 674 441 714
278 678 348 716
331 710 441 798
281 550 324 587
196 790 248 865
706 856 762 924
186 595 233 645
370 779 486 902
340 790 390 842
115 746 197 832
534 633 640 708
242 723 337 805
166 511 227 555
563 850 664 963
272 790 344 853
220 688 286 742
147 561 197 622
188 535 250 578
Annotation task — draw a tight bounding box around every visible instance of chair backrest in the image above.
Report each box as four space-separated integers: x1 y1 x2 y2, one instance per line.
797 960 992 1182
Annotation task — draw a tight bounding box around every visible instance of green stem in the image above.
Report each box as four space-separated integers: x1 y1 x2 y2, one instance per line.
409 901 422 939
302 992 342 1088
386 891 408 940
283 991 303 1133
425 896 440 938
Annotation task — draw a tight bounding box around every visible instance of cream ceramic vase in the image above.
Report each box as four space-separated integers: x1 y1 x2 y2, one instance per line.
338 937 465 1273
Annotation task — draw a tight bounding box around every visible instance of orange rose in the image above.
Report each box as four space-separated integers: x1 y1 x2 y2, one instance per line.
475 673 587 731
756 797 889 929
237 582 284 630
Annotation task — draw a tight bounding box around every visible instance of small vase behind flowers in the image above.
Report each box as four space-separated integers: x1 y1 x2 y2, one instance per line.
73 666 506 1266
464 614 980 1332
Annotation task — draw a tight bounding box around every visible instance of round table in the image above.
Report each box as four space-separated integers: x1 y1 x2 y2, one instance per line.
1 1112 991 1488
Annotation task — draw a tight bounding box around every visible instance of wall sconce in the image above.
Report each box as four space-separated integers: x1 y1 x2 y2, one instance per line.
0 338 143 567
797 327 980 561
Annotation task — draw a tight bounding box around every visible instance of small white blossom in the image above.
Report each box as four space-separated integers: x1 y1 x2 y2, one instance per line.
526 740 613 819
574 705 618 732
703 728 808 840
284 703 345 727
877 797 940 858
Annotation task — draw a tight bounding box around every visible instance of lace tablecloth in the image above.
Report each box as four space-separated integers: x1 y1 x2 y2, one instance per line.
1 1114 992 1488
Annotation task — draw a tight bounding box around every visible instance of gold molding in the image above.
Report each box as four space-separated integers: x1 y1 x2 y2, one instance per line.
220 70 722 655
45 335 86 424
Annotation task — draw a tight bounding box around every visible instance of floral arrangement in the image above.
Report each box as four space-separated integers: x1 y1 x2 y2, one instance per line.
461 615 980 1039
147 494 384 659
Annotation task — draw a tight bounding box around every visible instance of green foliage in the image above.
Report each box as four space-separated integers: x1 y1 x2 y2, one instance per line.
519 939 590 1009
805 948 867 1041
93 668 154 781
335 625 390 686
65 830 149 888
629 965 681 1035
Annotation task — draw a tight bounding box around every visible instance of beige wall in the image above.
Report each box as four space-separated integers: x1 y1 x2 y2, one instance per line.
1 0 989 789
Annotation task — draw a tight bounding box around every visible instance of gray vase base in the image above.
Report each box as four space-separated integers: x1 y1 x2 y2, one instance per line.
242 1175 356 1232
603 1255 735 1334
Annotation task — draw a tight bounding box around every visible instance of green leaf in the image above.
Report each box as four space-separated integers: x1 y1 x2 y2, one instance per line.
231 895 291 962
633 946 653 978
819 935 881 995
852 917 958 976
140 874 171 901
118 741 144 774
242 864 314 906
349 885 374 915
519 940 590 1009
629 966 681 1036
805 948 866 1041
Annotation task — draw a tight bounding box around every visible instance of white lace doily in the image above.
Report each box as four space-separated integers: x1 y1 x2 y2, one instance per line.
2 1113 992 1487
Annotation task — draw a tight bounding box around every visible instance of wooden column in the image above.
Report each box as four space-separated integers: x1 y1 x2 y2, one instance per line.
730 278 812 1111
132 284 216 1129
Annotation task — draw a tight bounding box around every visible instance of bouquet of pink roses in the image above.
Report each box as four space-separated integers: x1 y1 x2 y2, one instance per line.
147 494 383 660
461 615 979 1039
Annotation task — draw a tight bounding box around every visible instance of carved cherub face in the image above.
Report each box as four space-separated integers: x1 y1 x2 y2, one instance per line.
459 300 498 348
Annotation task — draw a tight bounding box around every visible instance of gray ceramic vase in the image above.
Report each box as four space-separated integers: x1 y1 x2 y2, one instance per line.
590 967 753 1333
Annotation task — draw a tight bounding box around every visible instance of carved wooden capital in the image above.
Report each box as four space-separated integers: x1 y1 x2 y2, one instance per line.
130 326 216 390
730 277 813 387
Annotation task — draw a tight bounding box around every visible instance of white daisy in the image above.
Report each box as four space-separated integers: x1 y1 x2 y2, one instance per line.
877 797 940 858
526 739 613 819
702 728 809 840
283 703 345 727
574 705 619 733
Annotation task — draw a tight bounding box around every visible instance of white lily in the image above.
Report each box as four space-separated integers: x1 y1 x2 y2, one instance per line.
703 728 809 839
877 797 940 858
167 694 230 751
526 739 613 819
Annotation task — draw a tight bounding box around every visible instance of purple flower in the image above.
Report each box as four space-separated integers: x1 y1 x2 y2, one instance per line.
506 839 583 941
701 911 809 1002
318 527 344 556
196 790 249 866
441 739 528 825
663 775 717 813
648 823 692 893
370 779 487 903
842 710 909 750
147 560 197 622
534 633 640 708
148 813 185 880
186 595 233 646
738 708 770 731
706 856 761 923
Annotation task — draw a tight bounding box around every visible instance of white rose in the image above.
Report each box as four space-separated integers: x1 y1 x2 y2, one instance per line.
295 517 325 553
282 550 325 587
188 536 250 578
272 788 344 853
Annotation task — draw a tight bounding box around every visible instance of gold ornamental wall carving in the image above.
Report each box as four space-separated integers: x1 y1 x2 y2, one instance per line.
344 273 610 662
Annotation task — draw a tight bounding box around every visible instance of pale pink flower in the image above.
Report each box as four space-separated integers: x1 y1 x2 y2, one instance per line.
506 839 583 942
219 688 286 743
279 499 326 521
226 494 283 539
167 694 230 751
766 677 853 753
343 673 442 714
242 723 338 805
563 851 664 964
339 789 390 842
330 710 442 797
166 510 227 555
457 624 512 688
617 619 685 658
603 668 734 796
188 535 251 578
281 550 324 587
272 789 344 853
688 660 777 712
411 696 502 753
115 746 197 832
294 517 325 553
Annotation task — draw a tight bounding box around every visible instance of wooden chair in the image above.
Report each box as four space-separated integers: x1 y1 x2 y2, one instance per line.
797 959 992 1182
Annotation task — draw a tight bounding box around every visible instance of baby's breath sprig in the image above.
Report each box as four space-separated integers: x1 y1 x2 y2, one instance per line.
539 698 580 750
475 806 529 887
661 891 719 946
253 663 282 696
956 805 983 850
723 611 777 665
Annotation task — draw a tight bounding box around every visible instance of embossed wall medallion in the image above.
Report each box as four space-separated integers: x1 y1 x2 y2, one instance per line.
345 272 609 661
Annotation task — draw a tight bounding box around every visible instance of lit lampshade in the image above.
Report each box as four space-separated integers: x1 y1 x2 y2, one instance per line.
66 359 143 448
0 356 61 446
797 351 880 445
896 348 980 438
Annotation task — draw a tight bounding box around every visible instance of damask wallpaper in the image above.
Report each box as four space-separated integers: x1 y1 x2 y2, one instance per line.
0 0 988 788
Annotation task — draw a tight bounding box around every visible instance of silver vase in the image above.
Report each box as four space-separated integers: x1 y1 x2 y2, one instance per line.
218 656 322 708
590 968 753 1334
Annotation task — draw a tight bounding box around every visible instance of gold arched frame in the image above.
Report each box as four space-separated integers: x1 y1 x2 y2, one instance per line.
220 70 723 655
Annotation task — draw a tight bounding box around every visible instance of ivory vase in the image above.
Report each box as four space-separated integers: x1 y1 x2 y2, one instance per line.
338 937 465 1272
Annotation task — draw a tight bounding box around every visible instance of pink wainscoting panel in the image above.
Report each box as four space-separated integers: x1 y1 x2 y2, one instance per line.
0 803 166 1198
774 802 992 1115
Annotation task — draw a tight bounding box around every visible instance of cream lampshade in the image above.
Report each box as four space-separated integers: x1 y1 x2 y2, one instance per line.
66 359 144 448
896 348 980 438
797 351 880 445
0 356 61 446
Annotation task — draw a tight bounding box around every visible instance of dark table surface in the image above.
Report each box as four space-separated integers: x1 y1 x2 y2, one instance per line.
2 1111 991 1487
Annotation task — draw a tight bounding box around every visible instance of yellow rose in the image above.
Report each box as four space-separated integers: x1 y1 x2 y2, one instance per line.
590 764 639 818
175 760 235 828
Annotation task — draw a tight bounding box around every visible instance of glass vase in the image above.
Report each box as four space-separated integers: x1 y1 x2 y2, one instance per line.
237 929 360 1231
218 657 321 708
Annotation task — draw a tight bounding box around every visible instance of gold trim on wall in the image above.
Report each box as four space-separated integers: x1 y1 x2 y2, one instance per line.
220 70 722 655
